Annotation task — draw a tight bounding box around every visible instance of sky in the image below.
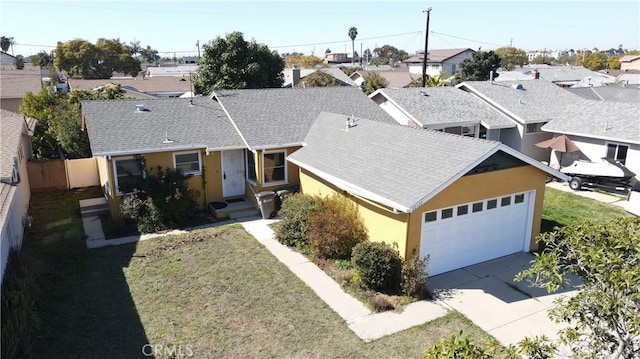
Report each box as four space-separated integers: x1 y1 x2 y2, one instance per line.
1 0 639 58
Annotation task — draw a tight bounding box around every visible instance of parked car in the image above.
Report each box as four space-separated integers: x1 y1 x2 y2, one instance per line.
624 182 640 216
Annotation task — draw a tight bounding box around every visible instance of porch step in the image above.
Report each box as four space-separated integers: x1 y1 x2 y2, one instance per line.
209 197 259 219
79 197 109 218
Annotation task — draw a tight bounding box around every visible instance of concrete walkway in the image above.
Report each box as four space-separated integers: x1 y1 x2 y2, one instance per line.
82 215 449 341
546 181 626 207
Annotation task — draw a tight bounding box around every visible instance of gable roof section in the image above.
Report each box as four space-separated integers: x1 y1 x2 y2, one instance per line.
620 55 640 63
1 110 35 181
82 97 245 156
212 86 396 150
0 68 42 98
371 87 515 129
457 80 584 124
565 86 640 103
542 101 640 145
404 48 474 64
288 112 566 213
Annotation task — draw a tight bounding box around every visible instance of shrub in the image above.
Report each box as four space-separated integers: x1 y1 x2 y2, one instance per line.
351 241 402 293
120 166 199 233
275 193 320 248
401 255 429 298
368 293 395 312
424 333 492 359
307 194 368 259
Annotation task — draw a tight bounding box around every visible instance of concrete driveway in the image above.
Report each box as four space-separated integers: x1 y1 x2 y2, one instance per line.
429 252 579 346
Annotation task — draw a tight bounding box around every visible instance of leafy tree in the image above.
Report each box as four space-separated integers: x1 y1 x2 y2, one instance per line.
516 217 640 359
127 40 142 57
557 54 576 66
494 47 528 70
31 50 53 69
348 27 358 65
363 48 372 63
20 85 125 159
457 50 501 81
608 56 621 70
284 54 324 69
325 48 331 55
54 38 140 79
584 52 608 71
0 36 14 52
140 45 160 64
426 71 455 87
371 44 408 66
13 55 24 69
295 71 336 88
192 32 284 94
360 72 388 95
529 55 555 65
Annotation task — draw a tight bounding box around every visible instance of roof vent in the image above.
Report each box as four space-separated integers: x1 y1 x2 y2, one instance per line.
420 89 428 96
135 104 148 112
511 84 524 90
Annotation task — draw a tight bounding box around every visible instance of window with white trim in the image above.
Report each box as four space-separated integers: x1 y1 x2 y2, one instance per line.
114 157 145 194
263 150 287 185
173 151 201 175
606 143 628 165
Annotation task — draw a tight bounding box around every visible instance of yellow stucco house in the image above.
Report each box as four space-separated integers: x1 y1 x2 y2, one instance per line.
82 87 567 276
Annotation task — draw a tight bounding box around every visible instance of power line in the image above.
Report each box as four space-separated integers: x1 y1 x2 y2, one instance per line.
271 31 421 49
429 31 502 47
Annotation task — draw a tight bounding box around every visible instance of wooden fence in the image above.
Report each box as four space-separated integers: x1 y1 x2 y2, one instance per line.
27 158 100 191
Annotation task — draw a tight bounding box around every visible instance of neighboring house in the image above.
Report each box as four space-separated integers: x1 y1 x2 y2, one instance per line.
282 67 356 88
0 51 16 66
288 112 567 276
519 66 615 88
617 73 640 85
324 53 349 64
456 79 585 161
369 87 514 140
494 70 535 82
68 76 193 98
1 110 36 285
145 65 199 77
82 87 394 217
404 48 474 77
0 65 43 111
620 55 640 71
350 68 415 88
565 86 640 103
542 101 640 175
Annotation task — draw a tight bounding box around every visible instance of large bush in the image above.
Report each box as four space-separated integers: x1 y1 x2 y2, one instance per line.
120 166 199 233
401 255 429 298
275 193 320 248
352 241 402 293
307 194 368 259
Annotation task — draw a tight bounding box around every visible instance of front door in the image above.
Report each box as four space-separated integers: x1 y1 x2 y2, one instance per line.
221 150 245 197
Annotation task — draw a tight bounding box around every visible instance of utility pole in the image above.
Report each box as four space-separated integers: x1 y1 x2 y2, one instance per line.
509 38 513 47
196 40 200 60
360 42 363 66
421 7 432 88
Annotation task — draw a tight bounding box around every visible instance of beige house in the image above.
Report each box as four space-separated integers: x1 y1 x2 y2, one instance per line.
620 55 640 71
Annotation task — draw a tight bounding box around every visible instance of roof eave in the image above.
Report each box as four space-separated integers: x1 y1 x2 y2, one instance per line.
541 127 640 146
93 145 209 158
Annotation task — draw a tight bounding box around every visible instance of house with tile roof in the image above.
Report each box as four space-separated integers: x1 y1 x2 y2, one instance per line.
82 86 567 276
1 110 36 285
404 48 474 77
369 87 514 140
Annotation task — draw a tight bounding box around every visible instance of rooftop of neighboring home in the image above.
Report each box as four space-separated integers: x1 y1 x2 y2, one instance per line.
619 55 640 62
68 76 193 96
457 79 585 124
0 65 43 98
617 73 640 85
543 101 640 144
519 66 614 84
0 110 36 181
282 67 356 87
289 112 527 213
145 65 199 77
371 87 514 129
404 48 474 64
353 68 415 88
565 86 640 103
212 86 396 150
81 97 245 156
494 71 534 82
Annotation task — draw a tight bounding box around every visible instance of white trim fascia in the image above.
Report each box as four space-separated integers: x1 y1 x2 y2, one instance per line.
211 91 252 150
369 90 424 127
456 82 527 125
251 142 303 151
288 157 410 213
94 145 207 157
541 128 640 146
206 145 247 154
479 119 515 130
409 143 570 212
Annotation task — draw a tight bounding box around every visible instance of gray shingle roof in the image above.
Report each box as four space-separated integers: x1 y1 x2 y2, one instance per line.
565 86 640 103
213 87 396 149
82 97 245 156
459 80 584 124
543 101 640 144
375 87 515 129
288 112 501 212
0 110 27 180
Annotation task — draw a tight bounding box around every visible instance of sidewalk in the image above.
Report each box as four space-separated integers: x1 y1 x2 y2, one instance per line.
82 215 449 342
546 181 626 207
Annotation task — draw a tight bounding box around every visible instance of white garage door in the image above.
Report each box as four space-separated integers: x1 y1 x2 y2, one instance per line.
421 191 533 276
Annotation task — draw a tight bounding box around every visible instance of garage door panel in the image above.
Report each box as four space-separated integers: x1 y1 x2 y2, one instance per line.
421 192 532 276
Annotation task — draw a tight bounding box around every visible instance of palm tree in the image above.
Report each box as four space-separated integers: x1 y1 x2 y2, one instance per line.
1 36 15 53
426 71 456 87
348 27 358 66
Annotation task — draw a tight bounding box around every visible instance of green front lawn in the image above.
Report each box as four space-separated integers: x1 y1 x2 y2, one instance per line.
541 187 631 232
15 189 494 358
